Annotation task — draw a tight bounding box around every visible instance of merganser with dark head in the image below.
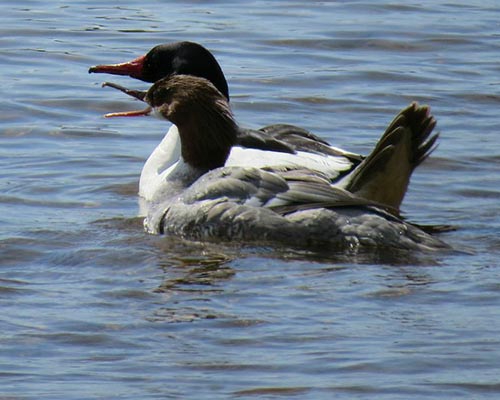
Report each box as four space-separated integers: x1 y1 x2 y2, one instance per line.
104 74 448 251
89 41 437 214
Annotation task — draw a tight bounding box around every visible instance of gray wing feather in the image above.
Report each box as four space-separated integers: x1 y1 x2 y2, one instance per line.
182 166 391 215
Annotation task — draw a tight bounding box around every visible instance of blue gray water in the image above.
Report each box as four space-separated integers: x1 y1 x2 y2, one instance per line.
1 1 500 398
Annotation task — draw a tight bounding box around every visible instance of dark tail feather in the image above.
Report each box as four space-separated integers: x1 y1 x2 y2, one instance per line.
340 102 438 212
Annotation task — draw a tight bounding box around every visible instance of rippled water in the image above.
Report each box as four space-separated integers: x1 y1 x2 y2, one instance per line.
2 1 500 398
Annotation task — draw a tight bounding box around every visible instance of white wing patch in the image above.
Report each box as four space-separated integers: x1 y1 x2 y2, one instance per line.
226 147 354 180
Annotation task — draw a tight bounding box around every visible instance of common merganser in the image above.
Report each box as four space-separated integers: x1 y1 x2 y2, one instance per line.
103 74 448 251
89 41 436 213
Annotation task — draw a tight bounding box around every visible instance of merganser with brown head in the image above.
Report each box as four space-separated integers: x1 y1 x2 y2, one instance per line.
105 74 448 251
90 42 437 214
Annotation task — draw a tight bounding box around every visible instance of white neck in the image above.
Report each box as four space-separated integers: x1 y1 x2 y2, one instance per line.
139 124 181 201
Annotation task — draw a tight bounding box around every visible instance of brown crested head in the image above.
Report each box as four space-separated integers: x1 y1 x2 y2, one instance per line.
146 75 238 171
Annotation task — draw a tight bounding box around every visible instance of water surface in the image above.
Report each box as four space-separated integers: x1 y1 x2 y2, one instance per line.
1 1 500 398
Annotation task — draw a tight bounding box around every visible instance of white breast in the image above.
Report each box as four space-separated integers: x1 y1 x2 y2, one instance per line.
139 125 181 201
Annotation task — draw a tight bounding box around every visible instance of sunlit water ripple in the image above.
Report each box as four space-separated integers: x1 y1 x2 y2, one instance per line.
1 1 500 398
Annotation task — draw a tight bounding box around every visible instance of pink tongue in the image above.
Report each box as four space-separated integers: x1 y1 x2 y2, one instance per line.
104 107 152 118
